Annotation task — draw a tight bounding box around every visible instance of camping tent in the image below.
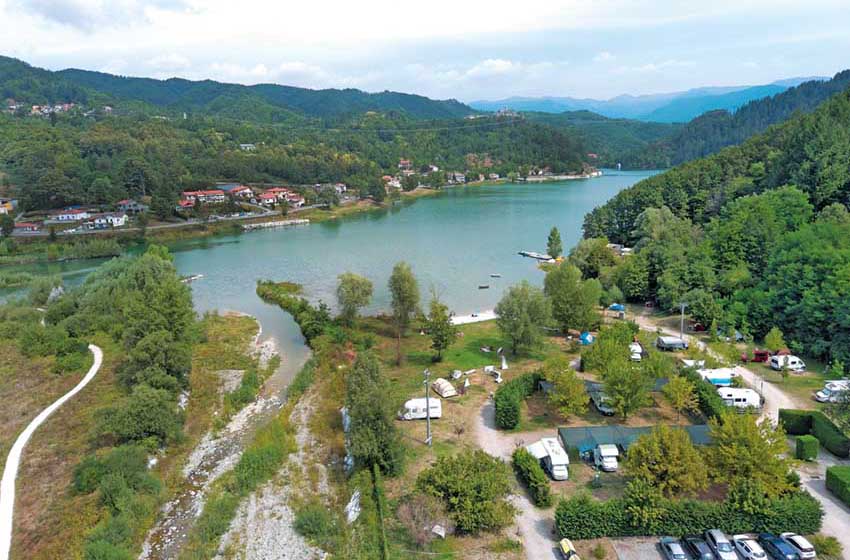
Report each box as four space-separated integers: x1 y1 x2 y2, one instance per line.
608 303 625 312
432 378 458 398
580 332 595 345
558 424 711 454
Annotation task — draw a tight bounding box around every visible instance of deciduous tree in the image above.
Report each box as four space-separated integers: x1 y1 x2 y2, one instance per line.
388 262 419 365
663 374 698 423
426 296 456 361
336 272 373 325
543 356 588 419
547 226 563 258
494 281 552 355
624 425 708 497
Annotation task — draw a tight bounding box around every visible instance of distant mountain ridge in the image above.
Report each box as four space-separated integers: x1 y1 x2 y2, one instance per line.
471 76 828 122
0 56 475 121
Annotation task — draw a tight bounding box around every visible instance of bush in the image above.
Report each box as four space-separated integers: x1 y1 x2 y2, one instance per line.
796 435 819 461
779 409 850 458
809 534 843 559
494 372 542 430
826 466 850 506
681 368 725 419
779 409 813 435
417 450 515 534
511 448 553 507
554 489 823 539
97 384 182 446
294 501 339 548
83 540 134 560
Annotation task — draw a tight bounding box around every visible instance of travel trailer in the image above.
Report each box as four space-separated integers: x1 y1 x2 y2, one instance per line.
656 336 689 351
717 387 762 409
398 398 442 420
527 437 570 481
769 355 806 372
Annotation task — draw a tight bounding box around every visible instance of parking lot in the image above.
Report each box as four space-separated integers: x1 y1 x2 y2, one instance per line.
610 536 760 559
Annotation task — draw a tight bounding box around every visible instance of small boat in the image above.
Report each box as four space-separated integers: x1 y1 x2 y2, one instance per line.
490 273 502 278
181 274 204 284
478 284 489 289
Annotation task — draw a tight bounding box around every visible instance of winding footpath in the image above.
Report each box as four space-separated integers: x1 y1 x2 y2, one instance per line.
0 344 103 560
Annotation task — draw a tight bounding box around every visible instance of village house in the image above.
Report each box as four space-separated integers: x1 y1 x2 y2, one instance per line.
83 212 128 230
239 143 257 151
0 198 16 215
258 193 278 207
51 208 91 222
488 173 500 180
181 190 227 204
398 159 413 171
13 222 41 233
177 199 195 211
447 172 466 184
333 183 348 195
382 176 402 189
218 184 254 198
116 199 148 214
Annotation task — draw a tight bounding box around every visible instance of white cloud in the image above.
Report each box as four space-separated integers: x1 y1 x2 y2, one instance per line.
11 0 192 31
616 59 696 73
593 51 614 62
146 52 190 71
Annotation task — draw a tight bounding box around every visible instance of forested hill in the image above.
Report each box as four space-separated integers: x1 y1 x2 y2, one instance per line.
584 85 850 244
626 71 850 168
579 88 850 366
0 56 474 120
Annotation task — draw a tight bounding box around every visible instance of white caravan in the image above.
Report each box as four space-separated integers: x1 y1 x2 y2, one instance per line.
717 387 762 409
769 354 806 372
593 444 619 472
815 380 850 403
527 437 570 481
398 398 442 420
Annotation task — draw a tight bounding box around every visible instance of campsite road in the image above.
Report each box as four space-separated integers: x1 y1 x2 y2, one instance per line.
0 344 103 560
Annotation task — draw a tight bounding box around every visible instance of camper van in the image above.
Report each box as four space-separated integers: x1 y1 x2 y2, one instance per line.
697 367 737 387
769 355 806 372
717 387 762 410
398 398 442 420
629 342 644 361
527 438 570 481
593 444 620 472
656 336 689 351
815 380 850 403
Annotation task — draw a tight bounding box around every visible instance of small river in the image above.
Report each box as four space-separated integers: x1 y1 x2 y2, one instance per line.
3 170 656 384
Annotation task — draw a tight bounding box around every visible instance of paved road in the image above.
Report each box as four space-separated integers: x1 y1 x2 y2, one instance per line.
0 344 103 560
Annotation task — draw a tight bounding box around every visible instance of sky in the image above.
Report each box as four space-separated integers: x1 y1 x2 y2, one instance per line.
1 0 849 102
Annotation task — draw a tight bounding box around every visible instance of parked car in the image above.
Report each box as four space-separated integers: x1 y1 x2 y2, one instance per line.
759 533 801 560
558 538 581 559
656 336 689 351
590 390 615 416
660 537 688 560
732 534 767 559
780 533 816 559
683 535 716 560
705 529 738 560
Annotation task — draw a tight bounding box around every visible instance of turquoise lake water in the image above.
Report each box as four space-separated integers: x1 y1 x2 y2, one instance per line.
3 170 656 382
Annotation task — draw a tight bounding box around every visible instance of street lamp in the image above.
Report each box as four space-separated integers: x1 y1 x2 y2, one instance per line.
423 369 432 447
679 302 688 339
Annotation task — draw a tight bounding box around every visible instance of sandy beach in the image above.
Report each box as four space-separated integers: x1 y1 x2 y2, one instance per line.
451 309 497 325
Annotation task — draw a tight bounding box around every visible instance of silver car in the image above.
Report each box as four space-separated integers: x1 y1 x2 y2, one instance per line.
733 535 767 559
660 537 688 560
705 529 737 560
780 532 816 559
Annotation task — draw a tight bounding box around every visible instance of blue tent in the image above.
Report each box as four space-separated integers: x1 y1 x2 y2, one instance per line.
608 303 625 312
580 332 595 345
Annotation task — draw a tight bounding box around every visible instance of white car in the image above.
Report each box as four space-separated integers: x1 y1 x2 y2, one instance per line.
780 532 816 559
733 535 767 559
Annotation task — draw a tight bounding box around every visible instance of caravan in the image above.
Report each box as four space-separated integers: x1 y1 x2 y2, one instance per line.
527 437 570 481
769 354 806 372
717 387 762 410
815 380 850 403
593 444 620 472
398 398 442 420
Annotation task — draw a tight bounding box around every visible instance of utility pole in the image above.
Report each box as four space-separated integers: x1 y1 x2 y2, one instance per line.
423 369 432 447
679 302 688 339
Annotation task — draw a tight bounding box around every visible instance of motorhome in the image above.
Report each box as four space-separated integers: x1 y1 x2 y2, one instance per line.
629 342 644 361
527 437 570 481
769 354 806 372
398 398 442 420
815 380 850 403
697 367 737 387
717 387 762 409
593 444 619 472
656 336 689 351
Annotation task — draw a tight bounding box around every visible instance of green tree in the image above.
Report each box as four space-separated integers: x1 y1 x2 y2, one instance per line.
543 355 588 419
416 450 515 534
547 226 563 258
708 412 792 497
764 326 786 352
603 358 653 419
336 272 373 325
388 262 420 365
494 281 552 355
569 237 617 278
345 353 404 475
624 425 708 497
97 384 182 447
0 214 13 237
544 262 602 332
426 296 456 361
663 374 698 423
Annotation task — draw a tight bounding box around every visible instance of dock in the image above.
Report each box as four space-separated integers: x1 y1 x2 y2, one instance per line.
518 250 553 261
242 219 310 231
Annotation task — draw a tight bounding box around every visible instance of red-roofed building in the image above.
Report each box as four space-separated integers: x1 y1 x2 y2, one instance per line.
398 159 412 170
181 190 226 203
258 193 278 206
13 222 41 233
177 199 196 209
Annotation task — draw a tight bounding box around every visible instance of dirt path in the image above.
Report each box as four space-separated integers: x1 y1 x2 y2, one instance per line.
475 400 560 560
0 344 103 560
635 312 850 552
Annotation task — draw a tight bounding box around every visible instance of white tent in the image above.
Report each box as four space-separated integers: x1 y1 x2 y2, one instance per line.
432 378 458 398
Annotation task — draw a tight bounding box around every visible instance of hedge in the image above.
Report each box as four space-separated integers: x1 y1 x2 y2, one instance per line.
554 490 823 539
494 372 542 430
681 369 726 420
796 435 819 461
511 448 553 507
826 466 850 506
779 409 850 458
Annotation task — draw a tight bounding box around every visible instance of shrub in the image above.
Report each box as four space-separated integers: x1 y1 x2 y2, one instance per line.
809 534 843 559
494 372 542 429
83 540 134 560
796 435 819 461
554 489 823 539
681 368 725 419
511 448 553 507
294 501 339 549
97 384 182 446
826 466 850 506
779 409 850 458
779 408 814 434
417 450 515 534
396 493 453 548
